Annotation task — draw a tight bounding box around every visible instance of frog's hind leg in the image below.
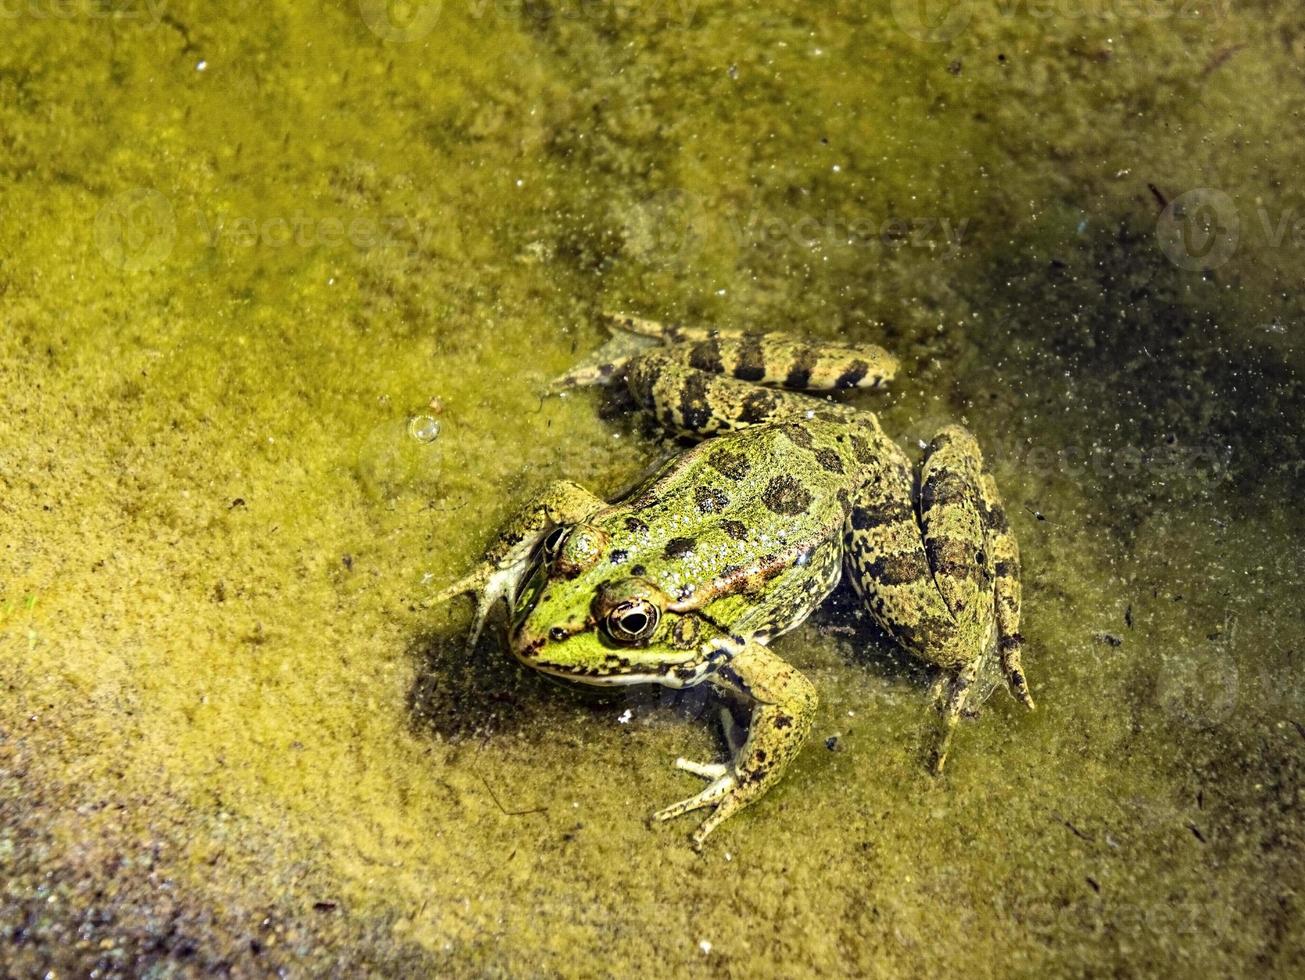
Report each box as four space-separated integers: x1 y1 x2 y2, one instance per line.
608 312 900 393
553 312 899 396
843 439 971 771
979 469 1033 708
844 425 1017 772
427 480 606 653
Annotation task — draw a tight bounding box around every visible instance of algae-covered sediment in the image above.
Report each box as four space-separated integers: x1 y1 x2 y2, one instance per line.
2 1 1303 975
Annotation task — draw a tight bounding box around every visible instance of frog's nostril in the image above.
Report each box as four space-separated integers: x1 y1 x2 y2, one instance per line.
549 627 568 642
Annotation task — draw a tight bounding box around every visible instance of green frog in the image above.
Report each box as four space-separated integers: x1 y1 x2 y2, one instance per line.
432 314 1032 846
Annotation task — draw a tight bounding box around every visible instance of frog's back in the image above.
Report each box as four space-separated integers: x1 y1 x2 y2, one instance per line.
590 416 864 623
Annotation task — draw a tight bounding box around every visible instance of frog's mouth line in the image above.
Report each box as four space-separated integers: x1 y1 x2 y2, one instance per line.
525 659 713 689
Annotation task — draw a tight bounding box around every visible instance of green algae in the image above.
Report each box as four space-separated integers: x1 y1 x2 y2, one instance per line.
2 1 1304 975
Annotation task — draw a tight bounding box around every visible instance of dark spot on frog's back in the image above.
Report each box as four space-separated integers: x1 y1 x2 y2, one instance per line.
709 448 751 480
694 485 730 514
624 516 649 535
762 474 813 516
664 536 696 558
609 548 629 564
721 519 748 541
778 423 813 448
815 448 844 473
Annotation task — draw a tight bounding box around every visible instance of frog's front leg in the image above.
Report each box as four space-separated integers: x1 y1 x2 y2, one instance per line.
428 480 605 652
653 640 817 847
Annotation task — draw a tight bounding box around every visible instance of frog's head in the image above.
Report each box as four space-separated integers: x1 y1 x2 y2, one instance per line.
508 523 714 687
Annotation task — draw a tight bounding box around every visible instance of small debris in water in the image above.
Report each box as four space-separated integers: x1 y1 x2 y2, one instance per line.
698 939 713 955
1093 631 1123 647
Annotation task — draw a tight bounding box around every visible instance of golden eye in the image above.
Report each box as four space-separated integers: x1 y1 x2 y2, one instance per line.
542 526 570 560
604 599 660 644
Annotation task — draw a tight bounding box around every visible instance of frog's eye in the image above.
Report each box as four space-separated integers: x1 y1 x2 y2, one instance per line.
542 526 570 560
604 599 660 645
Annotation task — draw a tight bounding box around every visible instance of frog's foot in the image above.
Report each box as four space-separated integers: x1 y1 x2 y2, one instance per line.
425 562 520 654
654 759 734 814
652 759 739 848
546 323 657 392
653 641 818 848
426 480 607 653
929 657 982 775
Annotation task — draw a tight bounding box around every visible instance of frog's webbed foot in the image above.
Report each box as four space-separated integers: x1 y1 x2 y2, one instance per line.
652 759 737 831
425 480 606 653
425 561 521 655
928 655 983 774
652 641 817 848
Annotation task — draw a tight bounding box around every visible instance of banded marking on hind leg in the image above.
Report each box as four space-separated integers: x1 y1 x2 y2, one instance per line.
606 312 899 391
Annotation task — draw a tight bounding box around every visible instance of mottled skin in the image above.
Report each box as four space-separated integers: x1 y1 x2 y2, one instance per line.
432 314 1032 846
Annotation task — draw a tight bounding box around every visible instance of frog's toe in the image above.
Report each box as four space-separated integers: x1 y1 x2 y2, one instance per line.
674 757 730 781
423 567 491 609
426 563 520 654
653 759 737 823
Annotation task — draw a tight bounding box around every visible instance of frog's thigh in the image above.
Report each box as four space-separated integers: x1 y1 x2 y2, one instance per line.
843 452 961 666
607 313 898 391
924 427 1032 708
919 426 991 641
653 642 817 846
626 351 815 436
